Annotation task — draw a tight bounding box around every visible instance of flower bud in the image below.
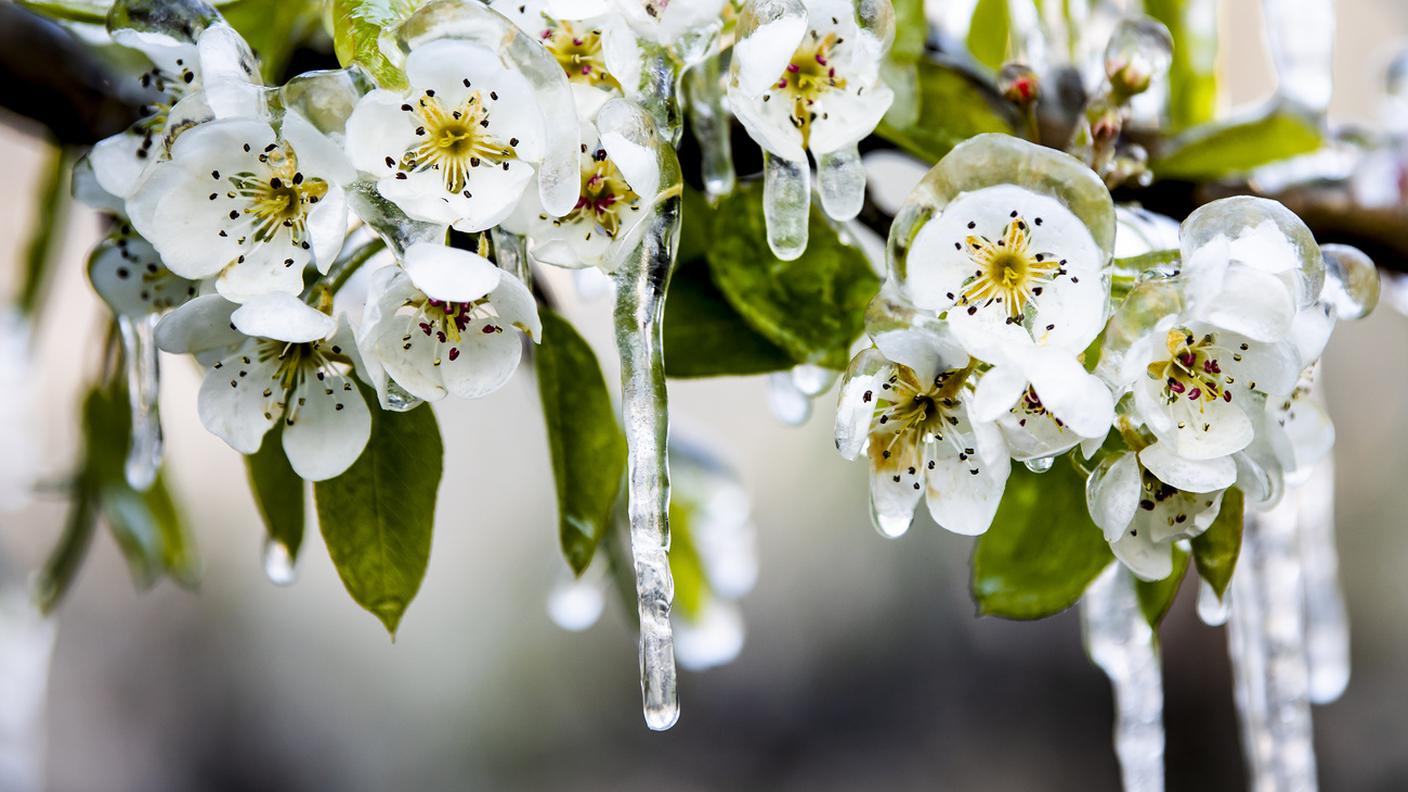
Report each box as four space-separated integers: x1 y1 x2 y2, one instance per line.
1104 17 1173 96
999 63 1040 105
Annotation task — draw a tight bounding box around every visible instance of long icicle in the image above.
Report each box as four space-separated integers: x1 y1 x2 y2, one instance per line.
1296 456 1350 704
118 313 162 491
614 183 683 731
1082 564 1166 792
682 50 735 202
1228 495 1318 792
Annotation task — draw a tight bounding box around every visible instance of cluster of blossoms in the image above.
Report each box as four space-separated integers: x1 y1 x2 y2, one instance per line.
836 134 1367 582
74 0 726 481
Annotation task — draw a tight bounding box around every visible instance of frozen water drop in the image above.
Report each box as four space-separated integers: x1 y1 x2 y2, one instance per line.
547 573 606 632
1082 564 1165 792
1262 0 1335 116
383 379 424 412
1103 16 1173 95
675 600 744 671
870 499 912 539
1195 578 1230 626
118 314 162 492
262 538 298 587
763 153 810 261
767 372 812 426
1320 244 1380 321
1023 456 1055 474
816 145 866 222
684 52 735 201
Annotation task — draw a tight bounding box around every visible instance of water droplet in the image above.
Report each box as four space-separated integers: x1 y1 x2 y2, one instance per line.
1024 456 1055 474
262 538 298 587
1320 244 1380 320
383 379 423 412
1103 17 1173 95
871 503 912 539
1195 578 1229 626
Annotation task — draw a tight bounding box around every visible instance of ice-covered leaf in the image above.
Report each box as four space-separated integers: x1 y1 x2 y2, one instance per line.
314 388 441 636
245 424 306 563
1191 486 1243 598
1134 545 1189 629
536 309 627 575
707 182 879 369
966 0 1010 72
330 0 415 89
972 463 1114 620
1152 108 1322 181
664 256 794 377
875 59 1016 164
1145 0 1218 130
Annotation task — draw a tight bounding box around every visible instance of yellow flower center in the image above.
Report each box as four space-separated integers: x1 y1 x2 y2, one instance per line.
396 89 517 195
958 215 1063 323
541 21 618 90
867 363 974 474
565 150 641 240
772 30 848 147
228 145 328 247
1147 328 1240 409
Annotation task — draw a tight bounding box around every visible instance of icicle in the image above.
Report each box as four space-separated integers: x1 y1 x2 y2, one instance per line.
1196 578 1230 626
1296 459 1349 704
0 567 56 792
118 313 162 492
1227 496 1318 792
1082 564 1166 792
763 152 810 261
683 52 735 202
603 96 685 731
1262 0 1336 118
490 227 531 286
815 145 866 222
261 537 298 587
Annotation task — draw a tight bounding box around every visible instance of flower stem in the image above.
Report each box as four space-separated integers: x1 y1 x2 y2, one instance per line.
311 237 387 301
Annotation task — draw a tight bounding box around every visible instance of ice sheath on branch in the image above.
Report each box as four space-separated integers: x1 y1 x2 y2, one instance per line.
607 98 685 731
1082 564 1165 792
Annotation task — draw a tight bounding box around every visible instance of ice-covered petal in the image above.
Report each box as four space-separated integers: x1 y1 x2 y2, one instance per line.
1196 264 1296 342
1087 452 1141 543
373 316 447 402
923 417 1009 536
402 243 502 302
344 90 416 177
1111 526 1173 582
89 232 198 317
154 294 243 356
215 239 309 302
835 347 889 460
231 293 334 343
1135 374 1254 460
197 348 280 454
489 270 541 341
439 318 524 398
282 372 371 481
1021 349 1115 438
1137 440 1235 493
971 363 1028 423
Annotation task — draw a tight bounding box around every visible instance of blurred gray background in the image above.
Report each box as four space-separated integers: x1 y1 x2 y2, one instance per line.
2 1 1408 790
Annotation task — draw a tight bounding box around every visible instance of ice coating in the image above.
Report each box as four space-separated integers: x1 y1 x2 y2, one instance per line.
119 314 164 491
683 51 735 201
1082 564 1166 792
394 0 583 217
1320 243 1380 321
1227 498 1318 792
1296 459 1349 704
604 98 683 730
763 152 810 260
1262 0 1335 116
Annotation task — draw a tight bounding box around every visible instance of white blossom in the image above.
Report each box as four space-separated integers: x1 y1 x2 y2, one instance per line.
835 326 1010 538
87 225 199 317
344 38 549 232
970 344 1115 462
127 113 355 302
155 293 370 480
357 243 540 405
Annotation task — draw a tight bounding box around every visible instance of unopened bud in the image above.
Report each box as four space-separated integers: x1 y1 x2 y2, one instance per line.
999 63 1040 105
1104 17 1172 97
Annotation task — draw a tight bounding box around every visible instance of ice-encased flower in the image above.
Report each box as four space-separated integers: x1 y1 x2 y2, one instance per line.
87 225 199 317
358 243 540 404
609 0 726 45
490 0 632 118
895 134 1116 363
345 38 548 232
1086 443 1227 581
970 344 1115 462
835 325 1010 538
501 117 658 271
154 293 370 480
728 0 893 165
86 21 260 204
127 113 355 302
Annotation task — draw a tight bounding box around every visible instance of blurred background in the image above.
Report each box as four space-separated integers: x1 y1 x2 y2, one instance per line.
2 1 1408 790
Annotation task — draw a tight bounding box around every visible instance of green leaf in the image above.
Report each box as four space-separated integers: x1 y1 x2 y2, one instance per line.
82 382 199 590
706 181 879 369
1134 545 1189 629
330 0 419 89
1151 108 1323 181
1191 487 1243 599
536 309 627 575
1144 0 1218 130
33 485 98 615
18 145 70 317
875 59 1016 163
972 463 1114 620
245 424 306 560
890 0 927 65
667 500 709 620
314 391 442 635
664 256 795 377
966 0 1011 71
221 0 322 82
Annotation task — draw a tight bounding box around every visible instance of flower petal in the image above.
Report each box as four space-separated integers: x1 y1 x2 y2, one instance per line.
439 318 524 399
489 270 542 341
1086 452 1140 543
1137 440 1235 493
197 348 280 455
282 372 371 481
402 243 503 303
155 294 243 357
835 347 888 461
231 293 334 343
